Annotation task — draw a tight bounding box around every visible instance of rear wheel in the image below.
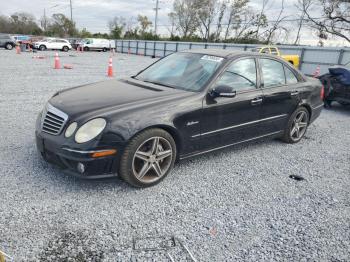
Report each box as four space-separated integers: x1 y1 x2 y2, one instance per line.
39 45 46 51
119 128 176 188
102 47 107 52
84 46 89 51
5 43 13 50
282 107 309 143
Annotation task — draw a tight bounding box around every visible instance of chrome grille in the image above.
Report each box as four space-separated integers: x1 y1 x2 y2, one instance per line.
41 104 68 135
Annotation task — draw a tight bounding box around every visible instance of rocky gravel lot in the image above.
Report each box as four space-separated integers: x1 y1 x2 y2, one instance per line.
0 49 349 261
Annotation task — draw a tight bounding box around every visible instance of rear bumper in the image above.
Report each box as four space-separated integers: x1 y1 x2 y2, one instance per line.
35 131 119 179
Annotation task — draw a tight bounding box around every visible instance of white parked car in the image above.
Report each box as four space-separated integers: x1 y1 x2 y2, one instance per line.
80 38 115 52
34 38 72 52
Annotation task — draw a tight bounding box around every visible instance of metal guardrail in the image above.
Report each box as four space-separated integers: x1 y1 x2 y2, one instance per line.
114 40 350 75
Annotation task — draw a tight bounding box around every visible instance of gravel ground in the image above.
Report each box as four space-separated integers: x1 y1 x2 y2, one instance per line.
0 49 349 261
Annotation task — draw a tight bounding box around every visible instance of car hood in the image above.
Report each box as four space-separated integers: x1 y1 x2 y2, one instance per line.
49 78 192 119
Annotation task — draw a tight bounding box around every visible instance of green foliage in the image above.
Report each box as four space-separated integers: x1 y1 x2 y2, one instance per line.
46 13 78 37
79 28 92 38
92 32 110 39
0 13 42 35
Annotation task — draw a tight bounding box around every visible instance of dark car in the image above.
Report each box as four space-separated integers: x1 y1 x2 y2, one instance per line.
319 64 350 107
35 50 324 187
0 34 15 50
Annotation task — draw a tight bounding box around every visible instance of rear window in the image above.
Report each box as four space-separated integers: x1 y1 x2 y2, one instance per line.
284 66 298 84
261 59 285 87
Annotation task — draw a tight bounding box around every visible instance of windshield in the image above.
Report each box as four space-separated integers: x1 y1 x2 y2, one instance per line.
135 52 224 92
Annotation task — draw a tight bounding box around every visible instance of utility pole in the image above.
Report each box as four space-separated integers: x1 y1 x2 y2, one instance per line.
153 0 160 35
43 8 47 31
69 0 73 22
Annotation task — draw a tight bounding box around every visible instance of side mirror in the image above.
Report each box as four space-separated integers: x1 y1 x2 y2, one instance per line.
209 85 237 98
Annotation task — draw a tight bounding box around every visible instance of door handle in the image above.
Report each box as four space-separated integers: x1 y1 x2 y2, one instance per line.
251 97 263 106
290 91 299 96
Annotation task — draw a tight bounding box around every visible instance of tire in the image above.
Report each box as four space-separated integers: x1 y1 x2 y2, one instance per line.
5 43 13 50
39 45 46 51
282 107 309 144
102 47 107 52
119 128 176 188
84 46 89 51
62 46 69 52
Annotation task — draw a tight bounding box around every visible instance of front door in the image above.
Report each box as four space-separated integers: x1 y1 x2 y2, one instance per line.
200 57 264 151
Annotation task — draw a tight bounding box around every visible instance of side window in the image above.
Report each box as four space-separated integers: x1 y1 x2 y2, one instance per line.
215 58 257 92
284 66 298 84
261 59 285 87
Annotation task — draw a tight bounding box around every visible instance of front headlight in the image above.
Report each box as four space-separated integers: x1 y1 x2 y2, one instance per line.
65 122 77 138
75 118 106 144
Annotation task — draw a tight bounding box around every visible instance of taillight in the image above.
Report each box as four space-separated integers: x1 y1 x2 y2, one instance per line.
320 85 325 100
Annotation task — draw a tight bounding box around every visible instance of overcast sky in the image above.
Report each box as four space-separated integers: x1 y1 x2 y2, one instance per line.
0 0 348 46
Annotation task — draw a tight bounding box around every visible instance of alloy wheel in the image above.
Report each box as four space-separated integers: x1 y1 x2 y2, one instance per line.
132 136 173 183
290 111 308 141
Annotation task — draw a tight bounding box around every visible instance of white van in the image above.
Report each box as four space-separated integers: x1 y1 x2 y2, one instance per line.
80 38 115 52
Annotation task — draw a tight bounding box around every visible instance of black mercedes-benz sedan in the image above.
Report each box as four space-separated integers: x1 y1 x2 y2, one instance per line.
35 49 324 187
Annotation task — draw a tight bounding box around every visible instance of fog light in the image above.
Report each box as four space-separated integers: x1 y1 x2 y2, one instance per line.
77 162 85 174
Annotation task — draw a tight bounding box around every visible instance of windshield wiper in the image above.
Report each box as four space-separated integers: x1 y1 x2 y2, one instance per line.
142 79 176 89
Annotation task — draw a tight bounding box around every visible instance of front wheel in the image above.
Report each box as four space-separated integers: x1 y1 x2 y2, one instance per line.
39 45 46 51
119 128 176 188
62 46 69 52
84 46 89 51
282 107 309 143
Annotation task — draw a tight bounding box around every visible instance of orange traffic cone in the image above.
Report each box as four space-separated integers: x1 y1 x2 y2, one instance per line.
54 52 61 69
313 65 320 78
16 45 21 54
107 57 113 77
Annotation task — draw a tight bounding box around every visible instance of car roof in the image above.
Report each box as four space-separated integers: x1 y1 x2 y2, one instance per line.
181 48 277 59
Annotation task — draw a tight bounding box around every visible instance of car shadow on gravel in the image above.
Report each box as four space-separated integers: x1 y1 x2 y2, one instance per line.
326 103 350 116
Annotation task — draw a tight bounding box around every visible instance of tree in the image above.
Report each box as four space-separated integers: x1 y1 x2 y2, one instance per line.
79 28 92 38
137 15 152 34
254 0 269 38
303 0 350 43
108 16 126 39
195 0 219 41
223 0 250 40
294 0 311 44
262 0 289 43
212 0 227 41
46 13 77 37
170 0 199 38
2 12 42 35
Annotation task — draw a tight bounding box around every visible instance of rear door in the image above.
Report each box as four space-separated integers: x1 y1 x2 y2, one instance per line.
47 40 58 49
258 58 302 134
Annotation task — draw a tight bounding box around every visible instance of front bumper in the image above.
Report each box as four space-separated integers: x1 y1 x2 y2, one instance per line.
36 131 119 179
